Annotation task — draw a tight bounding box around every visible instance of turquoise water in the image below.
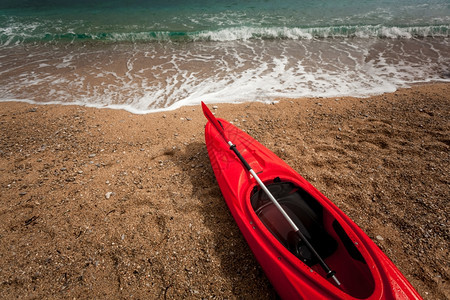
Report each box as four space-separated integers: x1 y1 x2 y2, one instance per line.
0 0 449 112
2 0 449 43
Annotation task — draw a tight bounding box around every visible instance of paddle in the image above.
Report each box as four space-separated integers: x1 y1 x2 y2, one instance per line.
201 101 341 286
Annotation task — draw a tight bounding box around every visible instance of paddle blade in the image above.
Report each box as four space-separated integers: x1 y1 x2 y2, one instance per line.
201 101 227 141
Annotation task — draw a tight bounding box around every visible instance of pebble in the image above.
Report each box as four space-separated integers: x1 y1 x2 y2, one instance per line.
212 105 218 109
376 235 384 241
105 192 113 199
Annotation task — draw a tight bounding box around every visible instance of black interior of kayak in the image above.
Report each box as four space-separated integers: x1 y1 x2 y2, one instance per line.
251 181 376 297
251 180 365 267
251 181 338 266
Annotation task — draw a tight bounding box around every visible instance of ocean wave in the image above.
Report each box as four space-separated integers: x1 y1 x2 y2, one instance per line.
0 24 449 45
194 25 450 41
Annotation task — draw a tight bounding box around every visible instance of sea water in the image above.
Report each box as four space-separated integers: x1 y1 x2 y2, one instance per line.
0 0 449 113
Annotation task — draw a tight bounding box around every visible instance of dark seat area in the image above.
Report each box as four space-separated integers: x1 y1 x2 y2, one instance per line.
251 181 338 266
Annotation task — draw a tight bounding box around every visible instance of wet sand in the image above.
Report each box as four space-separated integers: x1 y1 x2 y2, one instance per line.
0 83 449 299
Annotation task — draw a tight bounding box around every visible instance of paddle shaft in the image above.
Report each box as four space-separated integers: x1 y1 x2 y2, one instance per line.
229 141 340 286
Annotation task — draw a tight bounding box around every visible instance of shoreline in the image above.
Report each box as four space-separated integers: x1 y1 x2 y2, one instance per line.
2 79 449 115
0 83 449 299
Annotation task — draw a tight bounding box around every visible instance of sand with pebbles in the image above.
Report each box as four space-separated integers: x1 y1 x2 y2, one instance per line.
0 83 449 299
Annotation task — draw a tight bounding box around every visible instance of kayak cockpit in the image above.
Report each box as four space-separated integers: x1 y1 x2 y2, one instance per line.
250 180 376 299
251 181 338 266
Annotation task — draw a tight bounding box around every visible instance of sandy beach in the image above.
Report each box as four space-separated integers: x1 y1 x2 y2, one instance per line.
0 83 448 299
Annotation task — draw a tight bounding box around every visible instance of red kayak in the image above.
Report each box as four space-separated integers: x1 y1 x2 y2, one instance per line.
202 102 422 299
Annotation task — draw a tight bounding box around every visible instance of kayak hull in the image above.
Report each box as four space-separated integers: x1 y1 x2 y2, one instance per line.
204 118 422 300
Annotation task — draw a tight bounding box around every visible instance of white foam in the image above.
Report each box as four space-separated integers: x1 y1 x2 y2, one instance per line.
0 37 449 114
189 25 450 42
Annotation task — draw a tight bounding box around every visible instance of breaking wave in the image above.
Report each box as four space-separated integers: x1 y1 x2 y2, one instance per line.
1 24 449 45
